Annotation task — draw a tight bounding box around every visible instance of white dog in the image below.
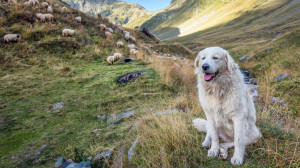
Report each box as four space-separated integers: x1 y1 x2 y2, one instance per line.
193 47 261 165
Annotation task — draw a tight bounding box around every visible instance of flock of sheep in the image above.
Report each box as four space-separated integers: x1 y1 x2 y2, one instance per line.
4 0 139 65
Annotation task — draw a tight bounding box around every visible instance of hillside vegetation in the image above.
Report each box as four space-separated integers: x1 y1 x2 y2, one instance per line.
0 0 299 168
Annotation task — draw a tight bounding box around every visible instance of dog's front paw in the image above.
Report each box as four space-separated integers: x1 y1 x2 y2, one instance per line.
219 147 228 160
231 156 244 165
207 148 219 158
202 140 211 149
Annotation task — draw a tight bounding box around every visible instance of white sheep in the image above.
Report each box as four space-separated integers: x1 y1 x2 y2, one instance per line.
29 0 38 6
44 14 54 22
100 24 106 31
116 41 124 48
62 6 67 13
129 36 136 43
123 31 130 36
36 13 46 22
4 34 21 43
105 31 112 38
127 44 135 50
8 0 17 4
130 48 138 55
106 28 113 33
107 56 115 65
114 53 122 61
24 1 30 7
47 6 53 13
42 2 49 8
124 31 130 41
75 16 81 23
62 29 75 37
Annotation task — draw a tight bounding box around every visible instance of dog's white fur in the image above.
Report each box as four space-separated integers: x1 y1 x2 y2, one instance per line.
193 47 261 165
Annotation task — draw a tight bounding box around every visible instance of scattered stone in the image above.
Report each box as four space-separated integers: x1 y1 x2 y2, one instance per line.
274 73 289 82
249 78 258 84
55 157 64 167
271 97 288 107
87 156 92 161
92 129 99 133
246 54 255 61
52 102 63 110
122 58 136 63
241 71 250 84
154 108 179 115
112 148 124 168
239 55 247 61
40 144 47 149
107 110 135 128
128 137 139 162
60 159 74 168
117 72 150 84
65 162 91 168
272 38 276 41
94 149 112 161
265 47 270 52
31 151 41 159
96 134 100 138
97 115 105 119
142 93 158 96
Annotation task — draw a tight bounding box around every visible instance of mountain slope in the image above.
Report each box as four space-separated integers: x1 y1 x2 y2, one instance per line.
63 0 150 25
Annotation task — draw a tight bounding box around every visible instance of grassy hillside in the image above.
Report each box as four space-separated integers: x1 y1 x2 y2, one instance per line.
0 0 299 167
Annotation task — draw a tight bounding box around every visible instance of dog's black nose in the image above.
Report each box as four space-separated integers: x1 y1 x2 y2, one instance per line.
202 63 210 71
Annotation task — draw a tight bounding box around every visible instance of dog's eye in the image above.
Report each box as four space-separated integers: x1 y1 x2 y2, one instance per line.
213 57 218 60
202 57 206 60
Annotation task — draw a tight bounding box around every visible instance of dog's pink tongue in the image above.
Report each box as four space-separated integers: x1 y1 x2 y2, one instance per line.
204 73 213 80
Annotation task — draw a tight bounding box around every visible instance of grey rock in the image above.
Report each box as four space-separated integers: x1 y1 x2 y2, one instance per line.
107 110 135 128
55 157 64 167
239 55 247 61
94 149 112 161
112 148 124 168
249 78 257 84
40 144 47 149
31 151 41 159
128 137 139 162
52 102 63 110
60 159 73 168
154 108 179 115
265 47 270 52
97 115 106 119
96 134 100 137
274 73 289 81
123 58 136 63
66 162 91 168
272 38 277 41
92 129 99 133
246 54 255 61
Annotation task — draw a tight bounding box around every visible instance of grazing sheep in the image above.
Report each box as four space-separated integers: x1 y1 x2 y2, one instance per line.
44 14 54 22
4 34 21 43
116 41 124 48
123 31 130 41
100 24 106 31
124 34 130 41
54 3 58 7
127 44 136 50
62 6 67 13
106 28 113 33
62 29 75 37
123 31 130 36
130 48 138 56
105 31 112 38
107 56 115 65
114 53 122 61
129 36 136 43
47 6 53 13
75 16 81 23
24 1 30 7
42 2 49 8
36 13 46 22
28 0 38 6
8 0 17 4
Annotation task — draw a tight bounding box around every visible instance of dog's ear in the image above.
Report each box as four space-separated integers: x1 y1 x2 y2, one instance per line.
225 51 237 74
194 53 201 68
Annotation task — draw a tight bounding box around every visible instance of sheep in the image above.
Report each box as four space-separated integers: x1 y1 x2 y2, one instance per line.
75 16 81 23
123 31 130 36
100 24 106 31
62 29 75 37
8 0 17 4
47 6 53 14
24 1 30 7
123 31 130 41
114 53 122 61
116 41 124 48
44 14 54 22
107 56 115 65
105 31 112 39
127 44 136 50
28 0 37 6
33 0 39 5
106 28 113 33
62 6 67 13
54 3 58 7
42 2 49 8
129 36 136 43
36 13 46 22
130 48 138 56
4 34 21 43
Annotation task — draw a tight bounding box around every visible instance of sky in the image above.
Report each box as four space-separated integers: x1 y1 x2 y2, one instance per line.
122 0 172 11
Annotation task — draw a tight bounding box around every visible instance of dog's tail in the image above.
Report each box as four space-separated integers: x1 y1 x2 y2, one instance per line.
193 118 207 133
